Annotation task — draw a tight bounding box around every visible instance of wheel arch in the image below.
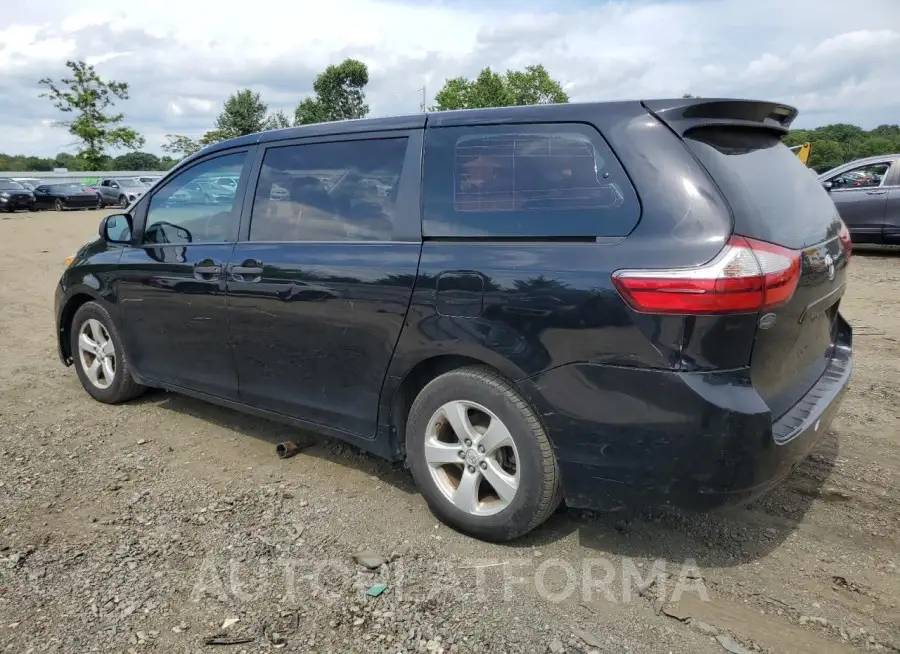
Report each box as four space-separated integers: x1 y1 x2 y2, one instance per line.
58 291 102 365
385 353 543 459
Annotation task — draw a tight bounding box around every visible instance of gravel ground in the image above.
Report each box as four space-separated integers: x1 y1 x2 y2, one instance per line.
0 209 898 654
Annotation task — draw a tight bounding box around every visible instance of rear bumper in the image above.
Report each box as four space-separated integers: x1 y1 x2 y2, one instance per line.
523 315 852 512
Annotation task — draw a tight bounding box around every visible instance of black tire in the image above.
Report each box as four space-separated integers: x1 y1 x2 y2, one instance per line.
54 198 64 211
118 195 128 208
96 196 104 209
70 301 145 404
406 366 561 541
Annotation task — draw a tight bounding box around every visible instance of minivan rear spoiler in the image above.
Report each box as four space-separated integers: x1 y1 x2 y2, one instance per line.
641 98 798 136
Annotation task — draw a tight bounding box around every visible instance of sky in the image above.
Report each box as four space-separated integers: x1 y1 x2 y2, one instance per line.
1 0 899 157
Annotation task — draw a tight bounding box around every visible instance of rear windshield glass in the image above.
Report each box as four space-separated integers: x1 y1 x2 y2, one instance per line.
685 127 839 249
48 184 86 193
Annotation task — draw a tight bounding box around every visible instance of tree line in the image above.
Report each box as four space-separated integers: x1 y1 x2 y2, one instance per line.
2 58 896 173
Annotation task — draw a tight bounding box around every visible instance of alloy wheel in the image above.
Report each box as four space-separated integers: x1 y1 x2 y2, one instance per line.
77 319 116 390
423 400 520 516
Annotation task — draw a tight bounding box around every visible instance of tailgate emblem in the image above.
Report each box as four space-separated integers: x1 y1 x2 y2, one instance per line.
824 254 835 281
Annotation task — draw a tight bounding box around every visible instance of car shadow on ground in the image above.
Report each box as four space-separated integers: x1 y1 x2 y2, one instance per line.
854 244 900 257
139 389 420 496
139 387 839 569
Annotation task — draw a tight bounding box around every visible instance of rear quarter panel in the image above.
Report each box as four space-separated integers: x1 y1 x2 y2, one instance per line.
387 102 739 388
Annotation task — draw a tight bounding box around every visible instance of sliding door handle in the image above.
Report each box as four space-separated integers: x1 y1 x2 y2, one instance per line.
230 260 264 282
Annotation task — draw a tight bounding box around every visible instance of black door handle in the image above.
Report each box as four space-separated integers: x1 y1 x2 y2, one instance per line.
230 260 264 282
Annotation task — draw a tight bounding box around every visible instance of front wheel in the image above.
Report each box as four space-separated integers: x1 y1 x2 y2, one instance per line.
406 366 561 541
54 199 64 211
118 195 129 208
70 301 145 404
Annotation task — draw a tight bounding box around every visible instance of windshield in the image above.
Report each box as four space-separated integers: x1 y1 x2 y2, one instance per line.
0 180 25 190
117 179 143 188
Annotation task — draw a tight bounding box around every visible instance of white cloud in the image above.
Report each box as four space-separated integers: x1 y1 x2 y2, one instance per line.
0 0 898 157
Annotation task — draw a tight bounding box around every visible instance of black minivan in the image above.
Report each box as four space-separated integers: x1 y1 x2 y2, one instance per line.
55 99 853 541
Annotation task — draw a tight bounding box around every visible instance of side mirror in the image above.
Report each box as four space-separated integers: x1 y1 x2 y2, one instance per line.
822 181 833 191
99 213 133 243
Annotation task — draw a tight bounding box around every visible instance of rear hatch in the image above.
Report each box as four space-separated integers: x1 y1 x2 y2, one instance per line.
645 99 850 419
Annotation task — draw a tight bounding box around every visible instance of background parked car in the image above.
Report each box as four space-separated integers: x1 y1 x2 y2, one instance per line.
165 179 235 205
12 178 43 191
208 175 238 191
32 183 101 211
97 178 148 208
0 178 36 212
819 154 900 244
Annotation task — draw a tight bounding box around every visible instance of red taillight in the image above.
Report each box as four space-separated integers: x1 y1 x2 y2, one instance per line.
611 236 801 315
838 221 852 261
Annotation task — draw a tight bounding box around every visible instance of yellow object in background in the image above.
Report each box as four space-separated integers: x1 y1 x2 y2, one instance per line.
789 143 811 166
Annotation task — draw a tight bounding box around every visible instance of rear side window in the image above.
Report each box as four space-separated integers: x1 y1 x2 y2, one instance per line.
423 123 640 237
685 127 840 249
248 138 407 242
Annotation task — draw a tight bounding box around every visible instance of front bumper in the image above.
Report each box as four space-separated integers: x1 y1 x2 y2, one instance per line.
524 315 853 512
0 194 34 210
64 196 101 209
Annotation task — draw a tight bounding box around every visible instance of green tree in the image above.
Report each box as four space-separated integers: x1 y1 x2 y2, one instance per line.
267 109 293 130
53 152 84 170
295 58 370 125
806 139 845 172
432 64 568 111
111 151 162 171
781 122 900 172
38 60 145 170
161 134 202 158
213 88 270 139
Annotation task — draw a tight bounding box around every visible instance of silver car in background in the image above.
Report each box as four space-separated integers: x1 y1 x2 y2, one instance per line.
819 154 900 244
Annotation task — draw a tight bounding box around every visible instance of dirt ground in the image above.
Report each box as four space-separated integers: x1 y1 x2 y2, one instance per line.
0 209 898 654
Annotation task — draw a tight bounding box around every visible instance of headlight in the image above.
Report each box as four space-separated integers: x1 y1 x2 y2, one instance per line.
0 192 9 199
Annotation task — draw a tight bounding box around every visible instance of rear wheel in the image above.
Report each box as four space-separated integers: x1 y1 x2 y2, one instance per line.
70 301 145 404
54 199 64 211
406 366 561 541
96 196 104 209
